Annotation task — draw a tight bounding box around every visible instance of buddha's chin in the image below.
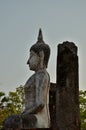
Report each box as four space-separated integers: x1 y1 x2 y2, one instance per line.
29 67 35 71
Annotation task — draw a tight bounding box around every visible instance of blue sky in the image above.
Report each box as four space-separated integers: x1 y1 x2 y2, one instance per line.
0 0 86 93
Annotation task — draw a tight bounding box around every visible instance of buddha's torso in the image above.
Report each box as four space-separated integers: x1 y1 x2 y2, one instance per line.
24 70 50 128
24 74 36 110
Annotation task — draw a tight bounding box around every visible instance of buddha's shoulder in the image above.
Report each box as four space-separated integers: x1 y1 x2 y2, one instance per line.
36 70 50 79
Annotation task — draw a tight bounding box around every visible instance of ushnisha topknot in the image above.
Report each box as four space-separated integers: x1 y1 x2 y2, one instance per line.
30 29 50 68
37 28 43 42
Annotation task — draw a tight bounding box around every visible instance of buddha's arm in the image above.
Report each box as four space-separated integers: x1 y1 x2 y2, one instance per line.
26 72 47 114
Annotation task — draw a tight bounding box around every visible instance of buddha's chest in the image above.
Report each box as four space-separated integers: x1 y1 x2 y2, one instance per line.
24 75 36 108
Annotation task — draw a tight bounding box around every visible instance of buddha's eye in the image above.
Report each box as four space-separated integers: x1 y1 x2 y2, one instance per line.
30 53 33 58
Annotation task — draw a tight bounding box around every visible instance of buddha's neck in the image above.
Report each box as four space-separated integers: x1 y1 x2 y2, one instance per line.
35 66 46 72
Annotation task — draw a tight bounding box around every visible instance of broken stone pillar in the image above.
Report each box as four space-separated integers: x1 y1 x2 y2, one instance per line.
50 83 56 130
56 41 81 130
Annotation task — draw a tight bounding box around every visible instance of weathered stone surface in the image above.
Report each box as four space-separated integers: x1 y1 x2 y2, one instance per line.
49 83 56 130
3 114 22 130
56 41 80 130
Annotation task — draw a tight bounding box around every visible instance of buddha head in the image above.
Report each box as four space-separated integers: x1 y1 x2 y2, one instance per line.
27 29 50 71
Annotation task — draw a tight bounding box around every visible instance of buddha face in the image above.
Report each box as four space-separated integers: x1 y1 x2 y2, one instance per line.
27 51 40 71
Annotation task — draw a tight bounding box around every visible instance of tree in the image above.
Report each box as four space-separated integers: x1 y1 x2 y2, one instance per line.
0 85 25 129
7 85 25 113
0 92 10 129
79 90 86 130
0 92 9 108
16 85 25 111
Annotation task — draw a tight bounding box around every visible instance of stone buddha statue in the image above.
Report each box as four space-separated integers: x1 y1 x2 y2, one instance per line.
23 29 51 128
4 29 51 129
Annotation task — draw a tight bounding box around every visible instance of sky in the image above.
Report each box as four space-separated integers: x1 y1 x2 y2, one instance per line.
0 0 86 94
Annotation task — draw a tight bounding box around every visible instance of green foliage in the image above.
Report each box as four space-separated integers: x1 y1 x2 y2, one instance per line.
0 92 9 108
0 92 10 129
79 90 86 130
0 85 25 129
8 85 25 113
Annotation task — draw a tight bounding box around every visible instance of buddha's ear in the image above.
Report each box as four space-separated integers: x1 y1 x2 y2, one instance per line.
39 51 44 68
39 51 44 61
